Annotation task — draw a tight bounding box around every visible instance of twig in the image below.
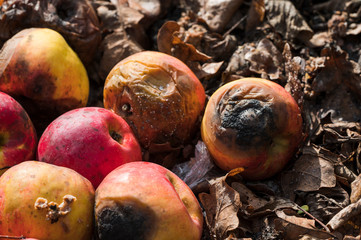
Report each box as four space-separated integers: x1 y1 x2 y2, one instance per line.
295 204 332 233
223 15 247 38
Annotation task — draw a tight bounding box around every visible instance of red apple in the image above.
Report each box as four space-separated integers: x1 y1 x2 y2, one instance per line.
0 91 37 175
201 78 303 180
95 161 203 240
0 161 94 240
37 107 142 188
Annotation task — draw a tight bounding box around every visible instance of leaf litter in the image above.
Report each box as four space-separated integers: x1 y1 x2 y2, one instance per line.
1 0 361 239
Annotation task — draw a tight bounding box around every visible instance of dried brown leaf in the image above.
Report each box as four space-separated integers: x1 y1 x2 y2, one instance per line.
246 0 265 32
275 210 316 229
274 218 336 240
157 21 212 63
232 182 269 214
0 0 101 64
244 38 283 79
199 174 241 240
350 174 361 203
265 0 313 43
327 198 361 231
281 145 336 196
198 0 244 33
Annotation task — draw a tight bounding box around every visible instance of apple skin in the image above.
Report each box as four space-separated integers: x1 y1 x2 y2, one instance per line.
103 51 206 153
95 161 203 240
0 91 37 174
0 28 89 132
201 78 303 180
0 161 95 240
37 107 142 188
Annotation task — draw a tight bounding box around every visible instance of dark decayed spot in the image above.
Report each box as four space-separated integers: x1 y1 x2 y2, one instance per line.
219 99 275 147
96 201 156 240
0 134 6 146
110 130 122 143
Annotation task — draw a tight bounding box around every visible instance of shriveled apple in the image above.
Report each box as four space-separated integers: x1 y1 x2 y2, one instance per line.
37 107 142 188
103 51 205 153
0 28 89 132
95 161 203 240
201 78 303 180
0 91 37 175
0 161 94 240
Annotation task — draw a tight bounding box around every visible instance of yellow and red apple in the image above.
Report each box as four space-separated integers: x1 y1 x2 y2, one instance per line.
95 161 203 240
201 78 303 180
37 107 142 188
103 51 205 153
0 161 94 240
0 28 89 132
0 91 37 176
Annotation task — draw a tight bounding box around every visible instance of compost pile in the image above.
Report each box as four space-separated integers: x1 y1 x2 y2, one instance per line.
1 0 361 239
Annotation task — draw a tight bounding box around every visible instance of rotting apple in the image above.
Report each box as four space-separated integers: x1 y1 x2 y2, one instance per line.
37 107 142 188
103 51 206 153
201 78 303 180
0 28 89 133
0 91 37 176
95 161 203 240
0 161 94 240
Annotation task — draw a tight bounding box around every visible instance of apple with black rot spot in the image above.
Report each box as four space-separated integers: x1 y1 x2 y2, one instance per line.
95 161 204 240
201 78 303 180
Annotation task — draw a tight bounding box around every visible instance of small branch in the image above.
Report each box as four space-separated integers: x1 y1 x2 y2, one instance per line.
295 204 331 233
223 16 247 38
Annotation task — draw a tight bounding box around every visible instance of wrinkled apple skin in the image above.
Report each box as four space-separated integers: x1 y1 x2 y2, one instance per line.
103 51 205 153
0 92 37 173
0 161 94 240
37 107 142 188
95 161 203 240
201 78 303 180
0 28 89 132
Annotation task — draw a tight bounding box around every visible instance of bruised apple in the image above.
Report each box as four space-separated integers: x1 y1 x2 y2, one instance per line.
103 51 205 153
95 161 203 240
0 161 94 240
0 91 37 175
0 28 89 132
201 78 303 180
37 107 142 188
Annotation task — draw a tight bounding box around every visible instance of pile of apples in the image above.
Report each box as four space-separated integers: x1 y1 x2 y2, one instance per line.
0 28 303 240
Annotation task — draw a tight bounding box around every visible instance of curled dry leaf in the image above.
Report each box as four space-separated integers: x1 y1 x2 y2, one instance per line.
274 217 336 240
245 0 265 32
199 173 241 240
157 21 212 64
244 38 283 79
0 0 101 64
198 0 244 33
327 198 361 231
281 145 336 198
350 174 361 203
265 0 313 43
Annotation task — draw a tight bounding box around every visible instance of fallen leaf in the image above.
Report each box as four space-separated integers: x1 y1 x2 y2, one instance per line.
281 145 337 197
265 0 313 43
199 174 241 240
245 0 265 32
0 0 101 64
198 0 244 32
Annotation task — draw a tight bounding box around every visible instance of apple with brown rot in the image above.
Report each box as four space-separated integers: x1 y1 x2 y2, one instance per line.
0 28 89 133
0 161 94 240
103 51 206 154
0 91 37 176
201 78 303 180
95 161 203 240
37 107 142 188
